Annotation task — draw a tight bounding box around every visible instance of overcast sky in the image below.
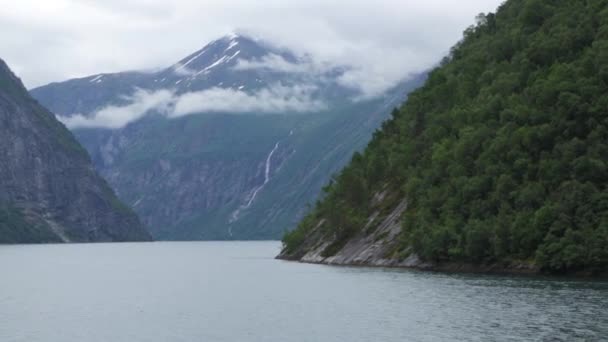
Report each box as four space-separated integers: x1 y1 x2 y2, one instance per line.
0 0 504 89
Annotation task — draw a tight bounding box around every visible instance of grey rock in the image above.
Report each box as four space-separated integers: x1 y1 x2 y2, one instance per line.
0 58 152 243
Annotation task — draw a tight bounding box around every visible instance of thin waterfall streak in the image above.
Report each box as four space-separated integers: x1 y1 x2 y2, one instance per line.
229 141 280 224
246 142 279 208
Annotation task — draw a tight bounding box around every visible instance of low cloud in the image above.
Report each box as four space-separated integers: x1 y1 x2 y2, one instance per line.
1 0 505 91
173 84 326 116
234 54 317 74
59 84 326 129
59 88 174 129
172 62 196 76
232 52 415 99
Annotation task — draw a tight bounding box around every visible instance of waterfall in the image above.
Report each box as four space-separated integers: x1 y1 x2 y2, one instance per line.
229 141 280 224
245 142 279 207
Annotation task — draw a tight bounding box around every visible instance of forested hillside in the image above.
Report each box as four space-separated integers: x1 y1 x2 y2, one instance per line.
281 0 608 274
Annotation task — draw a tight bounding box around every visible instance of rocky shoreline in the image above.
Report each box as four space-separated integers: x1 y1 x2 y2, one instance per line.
277 253 543 276
276 194 604 278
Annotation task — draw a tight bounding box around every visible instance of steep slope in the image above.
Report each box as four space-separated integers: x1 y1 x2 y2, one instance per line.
0 59 151 243
280 0 608 275
31 34 426 240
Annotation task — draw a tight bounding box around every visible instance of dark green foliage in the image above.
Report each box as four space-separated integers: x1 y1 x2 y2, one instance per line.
282 213 317 255
0 205 61 244
284 0 608 274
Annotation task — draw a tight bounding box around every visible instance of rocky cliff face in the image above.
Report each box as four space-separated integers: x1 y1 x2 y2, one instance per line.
0 58 151 243
277 190 413 266
74 114 297 239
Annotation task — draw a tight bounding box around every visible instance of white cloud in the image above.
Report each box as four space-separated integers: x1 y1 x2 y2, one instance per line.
171 62 196 76
234 54 317 74
0 0 505 90
232 53 412 98
59 84 326 129
59 88 174 129
173 84 326 116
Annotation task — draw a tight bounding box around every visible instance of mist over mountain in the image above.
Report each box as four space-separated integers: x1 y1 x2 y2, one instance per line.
33 34 367 129
31 34 426 240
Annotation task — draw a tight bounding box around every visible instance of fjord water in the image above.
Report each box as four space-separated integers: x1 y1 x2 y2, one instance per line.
1 242 606 342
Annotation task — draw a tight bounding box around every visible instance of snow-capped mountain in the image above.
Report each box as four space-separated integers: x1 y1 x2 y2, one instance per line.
158 33 298 92
30 34 426 240
33 34 353 120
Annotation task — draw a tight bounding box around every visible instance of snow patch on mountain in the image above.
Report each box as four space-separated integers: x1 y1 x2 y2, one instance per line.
226 40 239 51
192 49 241 76
175 48 209 73
89 75 104 83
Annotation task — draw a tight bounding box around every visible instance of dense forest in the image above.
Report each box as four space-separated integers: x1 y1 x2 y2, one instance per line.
283 0 608 274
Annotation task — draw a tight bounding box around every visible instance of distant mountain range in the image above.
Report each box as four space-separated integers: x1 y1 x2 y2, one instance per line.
31 34 426 240
0 58 151 243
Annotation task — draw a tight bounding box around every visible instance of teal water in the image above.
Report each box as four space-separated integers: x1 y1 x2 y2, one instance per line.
0 241 607 342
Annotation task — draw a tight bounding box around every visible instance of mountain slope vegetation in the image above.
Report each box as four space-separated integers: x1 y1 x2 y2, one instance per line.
282 0 608 274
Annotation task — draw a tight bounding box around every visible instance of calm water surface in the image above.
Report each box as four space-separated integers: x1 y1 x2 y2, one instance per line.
1 241 607 342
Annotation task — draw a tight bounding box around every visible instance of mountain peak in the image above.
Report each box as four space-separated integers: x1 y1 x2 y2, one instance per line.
170 33 282 79
225 31 240 40
220 32 246 42
220 31 258 43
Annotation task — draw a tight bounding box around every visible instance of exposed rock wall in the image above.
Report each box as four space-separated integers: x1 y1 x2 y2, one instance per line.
0 58 151 243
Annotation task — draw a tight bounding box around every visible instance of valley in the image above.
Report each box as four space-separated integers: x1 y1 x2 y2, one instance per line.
31 35 425 240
